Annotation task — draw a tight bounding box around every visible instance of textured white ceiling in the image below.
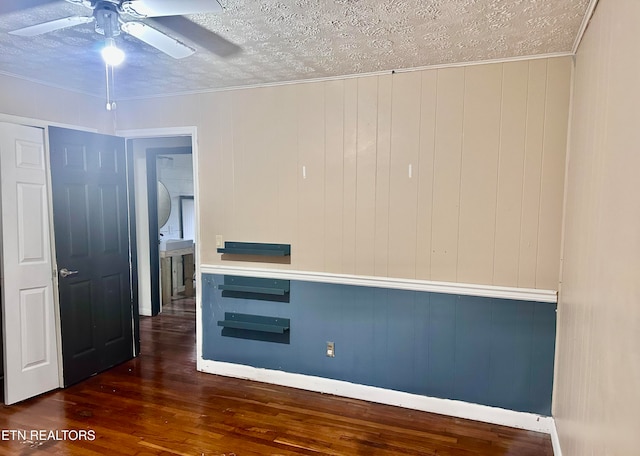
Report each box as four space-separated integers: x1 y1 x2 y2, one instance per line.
0 0 591 99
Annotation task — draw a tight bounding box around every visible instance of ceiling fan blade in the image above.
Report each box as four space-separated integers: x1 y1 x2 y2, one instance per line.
9 15 93 36
63 0 91 6
150 16 241 58
121 0 222 18
121 21 195 59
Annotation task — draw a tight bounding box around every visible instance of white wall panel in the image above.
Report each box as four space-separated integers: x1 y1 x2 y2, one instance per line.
493 62 528 286
387 72 421 279
415 71 437 280
457 64 502 284
341 79 358 275
518 60 547 287
354 76 378 276
430 67 465 282
324 80 345 273
297 83 326 271
373 74 393 277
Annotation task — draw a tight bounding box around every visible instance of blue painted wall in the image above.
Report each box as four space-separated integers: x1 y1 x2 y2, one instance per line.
201 273 556 415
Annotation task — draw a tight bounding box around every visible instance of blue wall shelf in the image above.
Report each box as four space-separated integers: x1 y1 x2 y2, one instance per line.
217 312 290 344
218 275 290 302
217 241 291 257
218 312 290 333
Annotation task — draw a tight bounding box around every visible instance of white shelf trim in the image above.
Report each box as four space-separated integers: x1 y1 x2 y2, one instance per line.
200 264 557 303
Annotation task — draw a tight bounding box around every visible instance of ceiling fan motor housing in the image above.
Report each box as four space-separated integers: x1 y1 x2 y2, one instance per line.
94 1 121 37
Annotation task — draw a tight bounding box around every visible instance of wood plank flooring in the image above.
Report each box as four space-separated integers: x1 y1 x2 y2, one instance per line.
0 296 553 455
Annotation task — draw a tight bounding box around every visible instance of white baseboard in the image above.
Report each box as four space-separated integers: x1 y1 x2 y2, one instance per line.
550 419 563 456
139 307 152 316
198 359 554 434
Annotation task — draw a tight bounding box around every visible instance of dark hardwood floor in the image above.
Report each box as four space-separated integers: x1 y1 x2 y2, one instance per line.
0 296 553 455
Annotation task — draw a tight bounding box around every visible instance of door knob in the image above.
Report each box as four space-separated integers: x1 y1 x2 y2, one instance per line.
59 268 79 278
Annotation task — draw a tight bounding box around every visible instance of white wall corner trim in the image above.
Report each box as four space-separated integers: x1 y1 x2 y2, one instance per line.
572 0 600 54
550 419 563 456
200 265 557 303
198 359 555 435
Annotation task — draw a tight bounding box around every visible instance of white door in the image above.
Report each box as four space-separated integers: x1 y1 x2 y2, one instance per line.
0 122 60 404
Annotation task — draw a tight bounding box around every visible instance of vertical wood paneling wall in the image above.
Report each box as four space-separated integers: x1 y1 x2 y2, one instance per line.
202 274 557 415
118 57 571 290
554 1 640 455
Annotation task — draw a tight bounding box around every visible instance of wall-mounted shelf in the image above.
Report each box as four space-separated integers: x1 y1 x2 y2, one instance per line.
217 312 290 344
218 284 287 296
218 313 290 333
217 242 291 257
219 275 290 302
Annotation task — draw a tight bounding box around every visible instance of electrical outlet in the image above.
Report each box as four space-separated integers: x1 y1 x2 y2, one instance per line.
326 341 335 358
216 235 223 248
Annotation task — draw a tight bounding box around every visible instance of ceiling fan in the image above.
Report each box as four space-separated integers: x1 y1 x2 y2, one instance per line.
8 0 236 60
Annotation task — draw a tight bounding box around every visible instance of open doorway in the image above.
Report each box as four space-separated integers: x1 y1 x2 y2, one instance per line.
147 146 194 316
127 135 196 322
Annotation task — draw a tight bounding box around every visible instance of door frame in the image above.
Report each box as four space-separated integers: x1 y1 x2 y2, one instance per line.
146 145 192 316
116 128 200 355
126 144 141 356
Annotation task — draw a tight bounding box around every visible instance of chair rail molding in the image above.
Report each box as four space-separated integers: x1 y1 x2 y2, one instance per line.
200 265 557 303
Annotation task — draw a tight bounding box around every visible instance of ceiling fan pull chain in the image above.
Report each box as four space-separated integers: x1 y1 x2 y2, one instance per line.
110 65 117 110
105 63 116 111
104 62 110 109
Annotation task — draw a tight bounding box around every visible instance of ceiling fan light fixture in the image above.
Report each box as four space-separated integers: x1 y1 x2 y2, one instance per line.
101 38 125 66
